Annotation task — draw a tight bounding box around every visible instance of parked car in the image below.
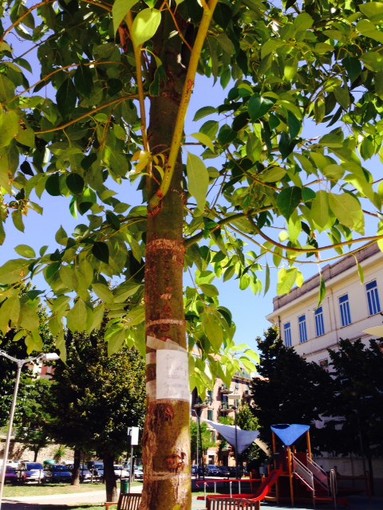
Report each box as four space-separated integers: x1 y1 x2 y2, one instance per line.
218 466 230 478
1 465 18 485
88 461 104 481
205 465 220 477
114 465 130 479
134 466 143 481
191 465 204 477
79 465 94 483
18 462 44 484
44 464 72 483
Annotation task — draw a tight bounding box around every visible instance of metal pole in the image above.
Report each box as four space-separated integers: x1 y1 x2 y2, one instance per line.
234 406 239 479
0 362 23 510
196 415 199 475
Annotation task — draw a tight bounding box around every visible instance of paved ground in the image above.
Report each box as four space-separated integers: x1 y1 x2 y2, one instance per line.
2 488 383 510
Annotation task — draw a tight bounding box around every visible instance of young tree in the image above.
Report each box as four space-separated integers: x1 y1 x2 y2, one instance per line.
48 330 146 501
1 1 383 508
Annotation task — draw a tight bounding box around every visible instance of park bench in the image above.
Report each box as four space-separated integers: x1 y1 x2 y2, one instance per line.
207 496 260 510
105 492 142 510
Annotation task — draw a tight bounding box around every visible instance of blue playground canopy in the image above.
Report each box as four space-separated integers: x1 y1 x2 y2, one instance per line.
271 424 310 446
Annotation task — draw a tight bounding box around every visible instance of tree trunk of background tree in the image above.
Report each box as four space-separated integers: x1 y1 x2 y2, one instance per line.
142 23 191 507
103 453 118 503
71 448 81 486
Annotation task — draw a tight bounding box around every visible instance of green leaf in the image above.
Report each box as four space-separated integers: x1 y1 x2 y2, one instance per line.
317 276 326 307
55 226 68 246
277 267 304 296
66 173 85 194
106 324 126 355
124 305 145 327
112 0 138 34
0 259 30 284
131 8 161 47
15 244 36 258
16 126 35 148
199 283 219 298
277 187 302 219
193 106 217 121
46 173 62 196
310 191 331 231
92 242 109 263
191 132 215 152
359 2 383 20
93 282 114 303
0 110 19 148
186 153 209 213
361 51 383 72
201 310 224 351
328 193 365 234
0 295 20 332
258 166 286 183
358 19 383 43
66 299 88 332
12 211 24 233
56 79 77 117
248 96 275 122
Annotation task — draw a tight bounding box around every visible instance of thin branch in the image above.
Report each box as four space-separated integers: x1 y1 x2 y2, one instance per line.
148 0 220 212
125 11 150 155
36 95 137 135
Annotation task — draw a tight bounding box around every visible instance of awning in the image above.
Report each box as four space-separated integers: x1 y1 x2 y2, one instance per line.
205 420 270 455
271 424 310 446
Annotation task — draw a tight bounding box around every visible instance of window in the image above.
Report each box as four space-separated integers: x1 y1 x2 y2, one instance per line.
207 409 213 421
283 322 292 347
366 280 381 316
339 294 352 327
315 307 325 337
298 314 308 343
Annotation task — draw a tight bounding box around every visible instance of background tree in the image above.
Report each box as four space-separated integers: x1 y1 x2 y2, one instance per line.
14 377 54 461
327 338 383 494
190 420 214 467
1 1 383 508
251 328 333 450
48 329 146 500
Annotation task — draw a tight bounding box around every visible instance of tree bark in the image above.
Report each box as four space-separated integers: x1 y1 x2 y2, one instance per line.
104 453 118 503
142 43 191 510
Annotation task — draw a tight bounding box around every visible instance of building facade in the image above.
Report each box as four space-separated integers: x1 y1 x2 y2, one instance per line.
267 243 383 365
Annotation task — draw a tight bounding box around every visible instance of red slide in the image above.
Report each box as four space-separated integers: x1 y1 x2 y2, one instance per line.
206 469 283 504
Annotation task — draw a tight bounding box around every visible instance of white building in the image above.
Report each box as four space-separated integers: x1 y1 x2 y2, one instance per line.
267 242 383 365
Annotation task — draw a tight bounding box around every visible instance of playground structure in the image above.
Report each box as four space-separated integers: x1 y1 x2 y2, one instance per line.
200 423 344 508
267 423 338 507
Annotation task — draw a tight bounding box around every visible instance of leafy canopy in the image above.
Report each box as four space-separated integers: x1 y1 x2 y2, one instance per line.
0 0 383 390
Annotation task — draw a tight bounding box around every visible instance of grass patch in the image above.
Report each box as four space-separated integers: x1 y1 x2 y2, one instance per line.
3 482 106 497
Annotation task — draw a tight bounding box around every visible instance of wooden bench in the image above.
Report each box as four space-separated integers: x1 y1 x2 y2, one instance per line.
105 492 142 510
207 496 260 510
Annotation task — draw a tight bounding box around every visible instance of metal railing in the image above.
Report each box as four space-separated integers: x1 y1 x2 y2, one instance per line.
306 455 330 494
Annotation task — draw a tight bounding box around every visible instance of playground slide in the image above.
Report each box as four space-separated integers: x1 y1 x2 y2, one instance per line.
206 469 283 504
246 468 283 502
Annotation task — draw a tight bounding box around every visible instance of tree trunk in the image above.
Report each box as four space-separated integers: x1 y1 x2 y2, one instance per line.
142 35 191 508
71 447 81 486
104 453 118 502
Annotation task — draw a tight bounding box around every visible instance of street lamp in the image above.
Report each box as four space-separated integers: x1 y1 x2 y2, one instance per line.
0 350 59 510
